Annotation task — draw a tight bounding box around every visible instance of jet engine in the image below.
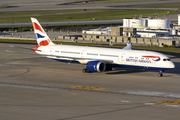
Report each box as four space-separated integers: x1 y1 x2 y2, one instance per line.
85 61 106 72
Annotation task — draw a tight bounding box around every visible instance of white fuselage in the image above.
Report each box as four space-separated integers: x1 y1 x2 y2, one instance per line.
29 17 175 76
35 44 175 70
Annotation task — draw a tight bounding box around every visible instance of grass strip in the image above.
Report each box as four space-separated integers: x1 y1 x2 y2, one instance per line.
133 3 180 8
0 9 179 23
1 39 180 54
73 0 151 4
0 23 122 32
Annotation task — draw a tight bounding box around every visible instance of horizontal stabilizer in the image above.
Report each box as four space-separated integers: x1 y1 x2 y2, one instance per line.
10 45 41 51
6 50 40 55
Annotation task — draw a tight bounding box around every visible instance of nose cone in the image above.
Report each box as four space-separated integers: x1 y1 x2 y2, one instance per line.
169 62 175 69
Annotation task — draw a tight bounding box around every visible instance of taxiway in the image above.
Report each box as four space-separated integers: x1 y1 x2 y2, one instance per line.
0 43 180 120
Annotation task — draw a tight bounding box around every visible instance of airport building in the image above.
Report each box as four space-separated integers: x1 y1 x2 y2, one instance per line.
82 27 111 35
123 17 170 29
82 16 180 37
123 17 180 37
82 17 180 37
80 15 180 47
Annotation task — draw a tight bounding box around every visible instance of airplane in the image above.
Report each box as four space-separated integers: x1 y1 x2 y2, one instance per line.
12 17 175 77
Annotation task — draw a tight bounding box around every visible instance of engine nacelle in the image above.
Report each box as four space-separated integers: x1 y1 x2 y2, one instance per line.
86 61 106 72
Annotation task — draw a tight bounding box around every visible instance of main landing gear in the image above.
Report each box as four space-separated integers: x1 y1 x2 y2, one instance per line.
158 70 164 77
105 67 112 71
82 68 90 73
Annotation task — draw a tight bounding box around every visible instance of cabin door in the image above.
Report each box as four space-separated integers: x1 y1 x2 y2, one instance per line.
120 53 126 63
81 50 85 57
50 48 54 55
151 59 156 67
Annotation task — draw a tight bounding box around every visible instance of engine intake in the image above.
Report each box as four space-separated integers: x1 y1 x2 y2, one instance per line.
86 61 106 72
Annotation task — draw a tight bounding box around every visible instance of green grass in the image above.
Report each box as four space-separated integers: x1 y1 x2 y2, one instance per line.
0 23 122 32
0 9 179 23
133 3 180 8
74 0 151 4
1 39 180 53
0 39 37 44
0 6 6 8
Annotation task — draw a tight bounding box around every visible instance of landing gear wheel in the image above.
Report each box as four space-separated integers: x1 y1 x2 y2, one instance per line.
105 67 112 71
158 70 163 77
82 68 87 73
158 73 163 77
82 68 90 73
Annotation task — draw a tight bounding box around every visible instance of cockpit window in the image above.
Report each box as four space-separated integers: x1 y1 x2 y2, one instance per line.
163 58 171 61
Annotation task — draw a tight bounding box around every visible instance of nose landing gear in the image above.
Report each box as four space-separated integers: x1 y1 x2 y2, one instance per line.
158 70 164 77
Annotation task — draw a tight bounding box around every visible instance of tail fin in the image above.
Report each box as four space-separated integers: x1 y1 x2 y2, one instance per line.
31 17 54 46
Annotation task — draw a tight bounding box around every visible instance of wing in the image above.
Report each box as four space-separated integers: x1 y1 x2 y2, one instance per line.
122 43 132 50
6 50 41 55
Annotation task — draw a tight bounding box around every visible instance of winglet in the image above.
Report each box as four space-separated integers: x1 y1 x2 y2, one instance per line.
122 43 132 50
